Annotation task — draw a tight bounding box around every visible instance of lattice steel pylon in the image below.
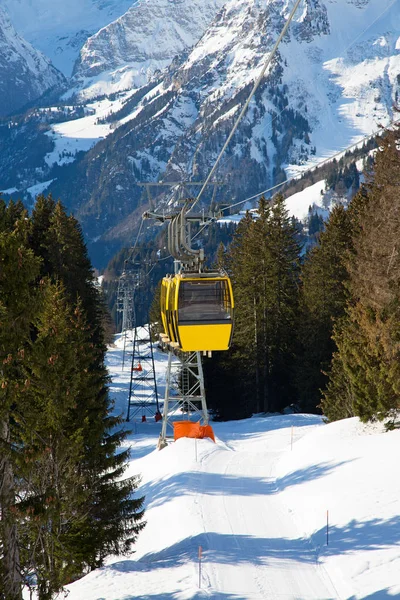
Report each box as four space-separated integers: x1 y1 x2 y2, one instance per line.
117 268 140 370
126 322 160 422
121 255 160 422
143 202 218 449
158 350 208 449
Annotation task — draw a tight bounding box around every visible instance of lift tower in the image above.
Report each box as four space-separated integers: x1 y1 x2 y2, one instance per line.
126 263 160 422
117 256 160 422
117 267 139 370
144 201 221 449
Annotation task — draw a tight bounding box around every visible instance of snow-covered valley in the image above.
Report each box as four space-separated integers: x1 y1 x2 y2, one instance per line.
46 333 400 600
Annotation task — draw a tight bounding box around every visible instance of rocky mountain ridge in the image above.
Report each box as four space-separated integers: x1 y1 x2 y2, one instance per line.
0 7 65 117
0 0 399 267
0 0 133 75
70 0 226 99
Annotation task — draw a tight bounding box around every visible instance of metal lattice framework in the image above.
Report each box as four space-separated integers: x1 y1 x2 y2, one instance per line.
117 270 139 332
143 201 218 449
158 350 208 449
117 263 142 370
126 323 160 422
117 256 160 422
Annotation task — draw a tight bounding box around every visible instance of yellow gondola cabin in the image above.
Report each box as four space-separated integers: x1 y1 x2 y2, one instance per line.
160 272 234 352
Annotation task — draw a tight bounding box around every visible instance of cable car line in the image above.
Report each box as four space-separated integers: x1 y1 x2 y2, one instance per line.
217 115 400 216
141 0 303 360
190 0 303 213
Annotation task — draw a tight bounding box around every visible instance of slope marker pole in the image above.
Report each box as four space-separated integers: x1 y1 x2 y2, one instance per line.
326 510 329 546
198 545 202 588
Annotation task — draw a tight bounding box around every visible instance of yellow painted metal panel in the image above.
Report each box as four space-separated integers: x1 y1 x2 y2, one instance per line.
178 323 232 352
160 278 168 335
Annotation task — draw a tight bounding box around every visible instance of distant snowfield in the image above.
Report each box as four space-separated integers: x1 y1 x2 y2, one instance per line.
217 180 332 225
44 97 126 167
27 333 400 600
284 179 330 222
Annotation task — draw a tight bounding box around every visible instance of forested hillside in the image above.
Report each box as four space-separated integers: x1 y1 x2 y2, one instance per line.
0 197 144 599
204 123 400 425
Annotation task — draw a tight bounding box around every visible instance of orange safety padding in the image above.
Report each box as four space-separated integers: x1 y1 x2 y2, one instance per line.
200 424 216 442
173 421 215 442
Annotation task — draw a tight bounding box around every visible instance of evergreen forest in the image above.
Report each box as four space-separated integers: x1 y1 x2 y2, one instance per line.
204 124 400 427
0 197 145 600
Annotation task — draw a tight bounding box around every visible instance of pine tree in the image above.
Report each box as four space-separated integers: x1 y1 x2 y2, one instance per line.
257 197 301 412
322 124 400 422
0 215 41 600
14 283 145 598
0 199 26 233
297 204 353 412
30 197 105 344
207 197 301 418
14 282 91 598
1 196 145 598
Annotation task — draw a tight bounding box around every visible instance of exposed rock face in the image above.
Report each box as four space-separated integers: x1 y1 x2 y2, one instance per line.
293 0 330 42
1 0 400 268
0 7 65 116
0 0 133 74
71 0 226 93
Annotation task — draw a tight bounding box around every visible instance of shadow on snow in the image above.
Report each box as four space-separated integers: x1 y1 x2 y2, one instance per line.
118 593 243 600
315 515 400 556
347 591 399 599
141 460 352 509
111 514 400 573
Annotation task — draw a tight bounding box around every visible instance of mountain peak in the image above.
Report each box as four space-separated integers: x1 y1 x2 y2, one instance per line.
70 0 226 98
0 6 65 116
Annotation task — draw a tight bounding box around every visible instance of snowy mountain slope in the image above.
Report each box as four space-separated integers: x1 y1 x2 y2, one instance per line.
56 2 399 228
70 0 226 99
0 0 133 75
280 0 400 176
0 7 65 117
42 332 400 600
154 0 400 187
2 0 400 264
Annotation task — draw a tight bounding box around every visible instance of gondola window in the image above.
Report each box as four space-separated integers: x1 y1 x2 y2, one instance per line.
178 280 232 324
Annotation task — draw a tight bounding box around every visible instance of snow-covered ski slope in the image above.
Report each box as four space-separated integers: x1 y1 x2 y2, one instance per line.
56 333 400 599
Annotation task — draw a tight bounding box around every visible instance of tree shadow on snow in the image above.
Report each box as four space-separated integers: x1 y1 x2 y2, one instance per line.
141 460 352 509
214 413 323 443
348 591 398 599
276 459 356 492
314 515 400 556
111 532 320 572
111 515 400 576
119 593 243 600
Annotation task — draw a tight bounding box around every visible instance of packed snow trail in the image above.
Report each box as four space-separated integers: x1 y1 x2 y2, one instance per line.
191 425 339 599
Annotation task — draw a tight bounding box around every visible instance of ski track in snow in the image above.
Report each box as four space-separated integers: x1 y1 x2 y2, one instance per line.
196 434 338 599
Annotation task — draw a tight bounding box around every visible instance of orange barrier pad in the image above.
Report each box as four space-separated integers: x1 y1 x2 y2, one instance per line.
173 421 215 442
